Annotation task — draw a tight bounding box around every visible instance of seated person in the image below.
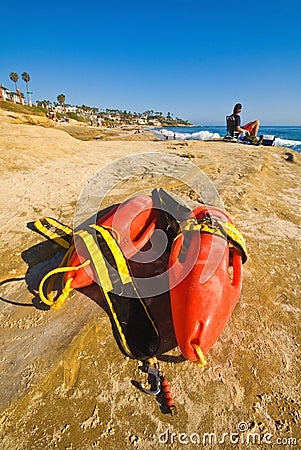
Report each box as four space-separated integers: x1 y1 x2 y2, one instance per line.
232 103 260 137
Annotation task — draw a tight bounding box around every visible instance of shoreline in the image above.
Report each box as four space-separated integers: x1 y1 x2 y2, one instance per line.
0 109 300 449
152 124 301 153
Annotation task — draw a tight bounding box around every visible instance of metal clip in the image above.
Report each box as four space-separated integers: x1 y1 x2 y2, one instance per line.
204 213 215 227
138 360 161 396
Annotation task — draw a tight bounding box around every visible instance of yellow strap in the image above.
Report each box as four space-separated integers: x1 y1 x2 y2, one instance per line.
76 228 132 355
101 225 121 244
34 217 72 249
90 224 159 337
46 217 73 236
179 218 248 263
76 225 159 357
220 221 248 262
90 224 131 285
75 229 113 292
192 344 207 367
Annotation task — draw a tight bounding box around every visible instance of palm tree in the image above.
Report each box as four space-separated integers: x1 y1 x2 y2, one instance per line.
9 72 19 92
57 94 66 112
22 72 31 105
57 94 66 105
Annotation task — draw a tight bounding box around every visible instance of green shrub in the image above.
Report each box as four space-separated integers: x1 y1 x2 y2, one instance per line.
66 112 88 123
0 100 46 116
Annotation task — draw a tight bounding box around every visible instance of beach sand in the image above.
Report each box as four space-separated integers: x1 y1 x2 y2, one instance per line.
0 108 300 449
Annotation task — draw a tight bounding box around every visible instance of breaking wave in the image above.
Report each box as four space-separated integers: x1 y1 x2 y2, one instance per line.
156 128 221 141
274 137 301 150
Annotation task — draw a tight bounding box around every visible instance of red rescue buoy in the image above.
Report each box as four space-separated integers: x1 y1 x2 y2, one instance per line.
169 205 245 362
66 195 159 289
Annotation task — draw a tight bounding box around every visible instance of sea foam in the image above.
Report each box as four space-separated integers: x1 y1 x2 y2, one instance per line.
157 129 221 140
274 137 301 149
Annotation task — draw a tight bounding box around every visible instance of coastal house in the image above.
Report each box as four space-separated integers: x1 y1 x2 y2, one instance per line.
54 105 66 114
108 114 121 121
56 105 77 113
54 105 87 116
0 85 24 104
65 105 78 113
131 117 147 125
147 118 162 126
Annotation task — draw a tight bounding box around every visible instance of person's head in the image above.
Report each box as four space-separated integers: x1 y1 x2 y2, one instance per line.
233 103 242 114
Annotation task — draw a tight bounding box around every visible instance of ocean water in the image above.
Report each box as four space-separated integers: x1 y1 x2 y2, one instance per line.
155 126 301 153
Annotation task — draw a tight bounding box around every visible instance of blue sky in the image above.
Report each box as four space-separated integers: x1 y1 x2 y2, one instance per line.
1 0 300 125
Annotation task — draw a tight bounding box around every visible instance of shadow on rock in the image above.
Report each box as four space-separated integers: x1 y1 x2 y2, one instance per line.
22 225 67 310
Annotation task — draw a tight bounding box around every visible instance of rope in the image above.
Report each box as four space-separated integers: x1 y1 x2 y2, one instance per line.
38 257 90 309
192 344 207 367
46 245 74 300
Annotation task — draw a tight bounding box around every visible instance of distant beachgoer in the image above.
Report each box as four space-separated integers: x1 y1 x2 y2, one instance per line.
232 103 260 137
90 114 94 126
97 115 102 127
48 109 57 121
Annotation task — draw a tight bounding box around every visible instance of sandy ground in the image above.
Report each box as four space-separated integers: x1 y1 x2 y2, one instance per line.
0 109 300 449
